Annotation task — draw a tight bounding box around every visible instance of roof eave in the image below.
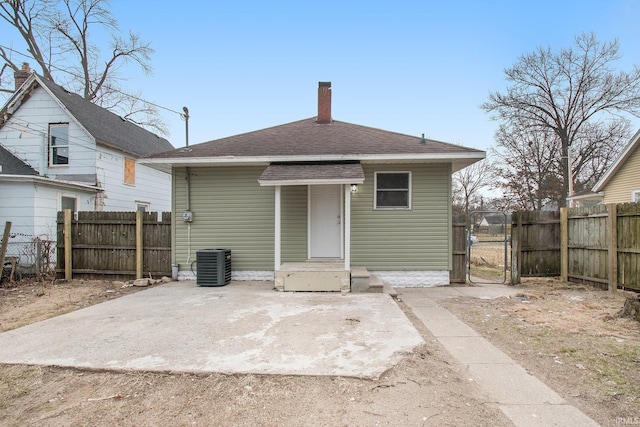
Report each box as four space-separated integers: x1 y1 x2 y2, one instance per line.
0 174 100 191
140 152 486 167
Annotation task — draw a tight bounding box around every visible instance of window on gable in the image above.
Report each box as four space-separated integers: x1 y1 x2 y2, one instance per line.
375 172 411 209
124 157 136 185
49 123 69 166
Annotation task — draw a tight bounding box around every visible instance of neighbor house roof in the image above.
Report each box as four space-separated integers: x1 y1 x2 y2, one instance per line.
593 128 640 192
143 118 484 171
1 74 174 158
0 145 37 175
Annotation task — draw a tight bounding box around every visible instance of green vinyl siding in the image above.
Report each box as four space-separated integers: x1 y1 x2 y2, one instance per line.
351 164 451 270
281 185 308 262
172 166 274 270
172 163 453 272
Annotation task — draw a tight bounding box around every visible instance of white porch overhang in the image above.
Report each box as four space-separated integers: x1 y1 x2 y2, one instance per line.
258 163 365 284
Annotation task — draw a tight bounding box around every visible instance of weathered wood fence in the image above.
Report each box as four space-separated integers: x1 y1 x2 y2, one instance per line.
450 217 467 284
56 211 171 280
511 210 561 282
511 203 640 291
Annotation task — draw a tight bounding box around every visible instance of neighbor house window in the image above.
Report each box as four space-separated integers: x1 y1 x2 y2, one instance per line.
124 157 136 185
633 190 640 203
49 123 69 165
61 196 77 212
374 172 411 209
136 202 149 211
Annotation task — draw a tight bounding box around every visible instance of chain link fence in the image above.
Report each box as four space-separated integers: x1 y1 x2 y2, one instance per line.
1 236 56 284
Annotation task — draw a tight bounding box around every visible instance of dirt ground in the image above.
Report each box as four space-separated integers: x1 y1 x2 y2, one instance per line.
0 278 638 426
442 279 640 426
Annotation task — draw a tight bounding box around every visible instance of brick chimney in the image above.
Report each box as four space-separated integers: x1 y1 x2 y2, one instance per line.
14 63 32 91
317 81 332 124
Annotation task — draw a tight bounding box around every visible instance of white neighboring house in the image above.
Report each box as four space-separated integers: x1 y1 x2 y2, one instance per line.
0 68 174 249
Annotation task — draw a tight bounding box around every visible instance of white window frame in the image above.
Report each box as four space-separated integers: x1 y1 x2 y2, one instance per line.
59 194 77 212
632 189 640 203
49 123 70 166
136 201 150 211
374 171 412 210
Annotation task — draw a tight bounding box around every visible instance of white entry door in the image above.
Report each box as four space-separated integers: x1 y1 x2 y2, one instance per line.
309 185 342 258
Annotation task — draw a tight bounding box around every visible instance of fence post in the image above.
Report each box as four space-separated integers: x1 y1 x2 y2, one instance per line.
607 203 618 292
510 212 521 285
560 207 568 283
64 209 72 280
136 209 144 279
0 221 12 268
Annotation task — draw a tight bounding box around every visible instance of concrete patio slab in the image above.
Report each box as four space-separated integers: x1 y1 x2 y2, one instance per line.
0 281 423 379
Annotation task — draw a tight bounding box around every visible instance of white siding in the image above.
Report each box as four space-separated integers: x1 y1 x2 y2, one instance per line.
0 181 93 241
0 86 96 177
96 146 171 212
0 85 171 213
0 182 36 239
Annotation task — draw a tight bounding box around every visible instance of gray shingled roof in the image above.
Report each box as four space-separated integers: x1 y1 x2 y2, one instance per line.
259 162 365 184
36 76 174 157
148 118 483 159
0 145 37 175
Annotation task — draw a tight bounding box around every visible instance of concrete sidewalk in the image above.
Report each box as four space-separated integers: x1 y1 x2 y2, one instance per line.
399 285 600 427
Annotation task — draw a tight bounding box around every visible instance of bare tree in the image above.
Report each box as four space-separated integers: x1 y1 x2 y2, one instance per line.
490 120 563 210
0 0 166 135
452 159 491 217
482 33 640 207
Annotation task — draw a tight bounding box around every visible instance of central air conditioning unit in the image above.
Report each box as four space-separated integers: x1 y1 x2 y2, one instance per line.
196 249 232 286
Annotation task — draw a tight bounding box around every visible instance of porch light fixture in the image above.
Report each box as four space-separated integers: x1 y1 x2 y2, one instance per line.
351 184 358 193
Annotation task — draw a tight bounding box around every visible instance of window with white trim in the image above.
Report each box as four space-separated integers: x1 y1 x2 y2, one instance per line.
136 202 150 211
61 196 77 212
49 123 69 166
374 172 411 209
633 190 640 203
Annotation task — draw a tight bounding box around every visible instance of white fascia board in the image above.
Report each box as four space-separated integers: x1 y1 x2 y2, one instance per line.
140 152 486 167
259 177 365 187
592 129 640 192
0 174 99 192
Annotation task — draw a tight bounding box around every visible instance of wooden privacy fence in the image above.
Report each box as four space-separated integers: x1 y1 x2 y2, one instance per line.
57 211 171 280
511 210 561 282
450 216 467 284
511 203 640 291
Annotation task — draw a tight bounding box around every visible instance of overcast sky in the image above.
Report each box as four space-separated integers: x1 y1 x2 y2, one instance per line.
4 0 640 151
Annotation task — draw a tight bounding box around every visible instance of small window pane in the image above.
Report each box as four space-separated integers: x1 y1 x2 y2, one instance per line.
61 196 77 211
377 173 409 189
52 146 69 164
377 191 408 207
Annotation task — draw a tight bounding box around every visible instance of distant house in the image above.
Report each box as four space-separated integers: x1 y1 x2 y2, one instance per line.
0 65 174 248
142 82 484 290
567 189 603 208
592 129 640 204
479 214 509 235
